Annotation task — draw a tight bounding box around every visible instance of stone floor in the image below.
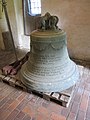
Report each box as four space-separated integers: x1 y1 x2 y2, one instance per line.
0 50 90 120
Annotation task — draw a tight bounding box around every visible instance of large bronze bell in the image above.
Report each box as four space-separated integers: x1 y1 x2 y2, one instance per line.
20 13 79 92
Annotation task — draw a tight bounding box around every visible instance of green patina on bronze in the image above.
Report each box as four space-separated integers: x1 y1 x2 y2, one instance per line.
39 12 59 31
20 13 79 92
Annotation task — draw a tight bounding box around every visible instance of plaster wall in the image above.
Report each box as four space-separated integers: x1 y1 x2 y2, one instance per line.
0 0 19 49
0 0 30 50
0 3 7 49
0 0 90 60
13 0 30 49
42 0 90 60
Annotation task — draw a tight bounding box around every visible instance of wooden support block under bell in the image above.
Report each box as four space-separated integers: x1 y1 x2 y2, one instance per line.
8 78 16 87
0 74 6 81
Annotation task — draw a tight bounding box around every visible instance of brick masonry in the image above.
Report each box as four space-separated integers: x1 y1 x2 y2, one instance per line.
0 65 90 120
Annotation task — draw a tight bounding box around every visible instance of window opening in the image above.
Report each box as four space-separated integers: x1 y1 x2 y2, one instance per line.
28 0 41 16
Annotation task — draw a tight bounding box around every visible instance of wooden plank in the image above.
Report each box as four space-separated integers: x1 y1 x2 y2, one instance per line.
51 93 59 99
43 93 50 101
4 76 11 81
9 78 16 87
0 74 6 81
1 76 11 84
0 70 5 81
